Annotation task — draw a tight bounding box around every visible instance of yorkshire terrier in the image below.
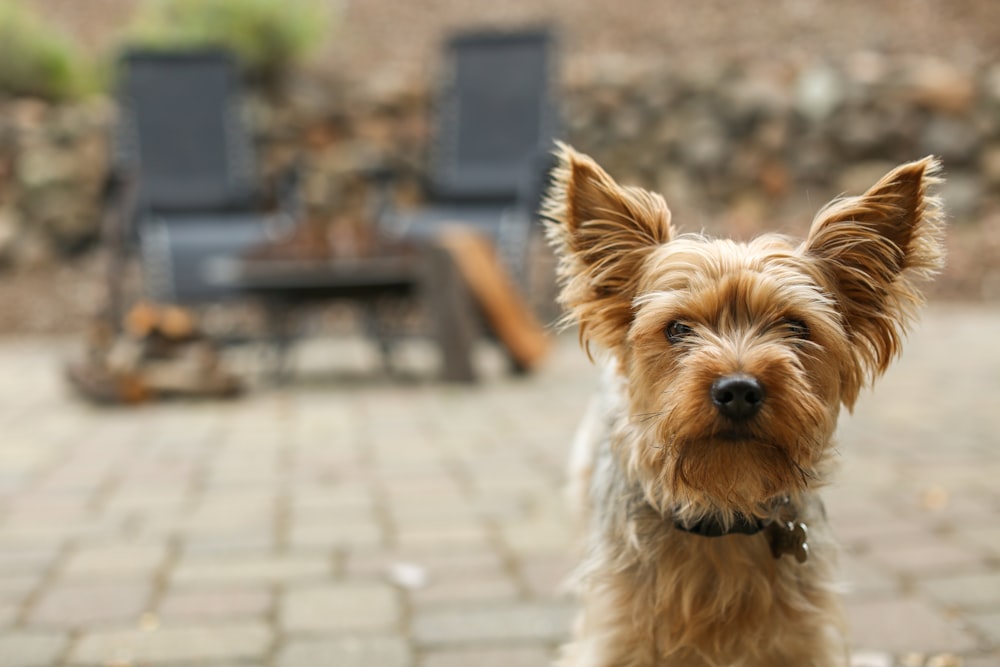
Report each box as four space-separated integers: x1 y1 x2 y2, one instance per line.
544 144 944 666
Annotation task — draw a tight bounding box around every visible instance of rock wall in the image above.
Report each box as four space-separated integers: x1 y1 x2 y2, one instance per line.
1 53 998 296
0 99 111 265
564 55 1000 228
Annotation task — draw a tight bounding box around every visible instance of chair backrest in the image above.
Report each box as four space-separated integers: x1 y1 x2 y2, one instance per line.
427 29 558 203
115 49 258 215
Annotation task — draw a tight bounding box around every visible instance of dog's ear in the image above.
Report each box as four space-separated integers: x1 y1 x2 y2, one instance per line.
803 157 945 393
543 143 674 352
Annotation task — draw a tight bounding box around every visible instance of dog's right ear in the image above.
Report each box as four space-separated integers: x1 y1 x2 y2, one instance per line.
543 143 674 353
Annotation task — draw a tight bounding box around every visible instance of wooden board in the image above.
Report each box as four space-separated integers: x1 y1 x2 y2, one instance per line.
435 228 550 372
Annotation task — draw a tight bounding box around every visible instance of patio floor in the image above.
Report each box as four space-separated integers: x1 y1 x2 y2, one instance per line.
0 304 997 667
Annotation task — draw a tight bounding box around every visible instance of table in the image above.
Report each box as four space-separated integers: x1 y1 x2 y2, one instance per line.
205 244 479 382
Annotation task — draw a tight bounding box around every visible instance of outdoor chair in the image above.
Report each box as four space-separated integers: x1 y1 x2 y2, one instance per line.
375 27 560 289
219 29 559 382
351 28 559 377
103 48 489 382
109 49 298 313
99 40 555 384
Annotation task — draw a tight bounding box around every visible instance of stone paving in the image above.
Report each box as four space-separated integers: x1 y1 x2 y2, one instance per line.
0 304 997 667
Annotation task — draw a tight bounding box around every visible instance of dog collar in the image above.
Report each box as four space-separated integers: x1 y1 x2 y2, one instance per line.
673 513 765 537
671 499 810 563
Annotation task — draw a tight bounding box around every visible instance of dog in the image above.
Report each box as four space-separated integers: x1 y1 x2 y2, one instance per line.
543 143 944 666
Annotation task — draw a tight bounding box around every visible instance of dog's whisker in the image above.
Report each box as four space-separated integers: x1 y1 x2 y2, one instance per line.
633 411 665 424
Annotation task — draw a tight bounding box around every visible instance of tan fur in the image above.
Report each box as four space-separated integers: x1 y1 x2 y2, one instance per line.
544 144 945 667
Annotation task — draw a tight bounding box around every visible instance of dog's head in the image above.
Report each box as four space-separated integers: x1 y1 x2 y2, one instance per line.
544 144 944 521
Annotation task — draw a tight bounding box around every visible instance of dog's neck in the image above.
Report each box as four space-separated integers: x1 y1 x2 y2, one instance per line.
672 511 767 537
668 497 811 562
670 495 791 536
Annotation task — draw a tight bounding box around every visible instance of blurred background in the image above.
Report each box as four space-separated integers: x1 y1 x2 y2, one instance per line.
1 0 999 334
0 2 998 667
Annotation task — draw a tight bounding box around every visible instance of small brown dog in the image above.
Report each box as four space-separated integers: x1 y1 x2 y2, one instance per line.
544 144 944 666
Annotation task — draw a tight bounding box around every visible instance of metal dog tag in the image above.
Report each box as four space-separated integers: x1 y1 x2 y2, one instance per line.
766 520 809 563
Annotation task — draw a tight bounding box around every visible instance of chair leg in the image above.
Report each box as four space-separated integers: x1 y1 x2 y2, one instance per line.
362 302 395 374
420 244 478 383
263 299 297 382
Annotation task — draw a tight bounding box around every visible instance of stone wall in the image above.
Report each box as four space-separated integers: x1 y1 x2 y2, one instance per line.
562 55 999 231
0 99 111 265
1 53 998 297
556 55 1000 299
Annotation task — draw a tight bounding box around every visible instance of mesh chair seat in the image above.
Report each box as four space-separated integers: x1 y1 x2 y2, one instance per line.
385 203 533 281
140 212 291 303
387 204 510 238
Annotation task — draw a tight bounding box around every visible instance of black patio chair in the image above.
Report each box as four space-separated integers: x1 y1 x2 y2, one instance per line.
376 27 560 290
109 49 297 314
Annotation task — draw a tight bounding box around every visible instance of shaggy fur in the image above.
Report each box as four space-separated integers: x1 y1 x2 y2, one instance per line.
544 143 945 667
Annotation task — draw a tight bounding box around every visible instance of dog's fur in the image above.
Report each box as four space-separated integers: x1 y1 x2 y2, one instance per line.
544 144 944 667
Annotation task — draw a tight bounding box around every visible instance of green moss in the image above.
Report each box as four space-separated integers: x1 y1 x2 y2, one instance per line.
128 0 330 81
0 1 95 101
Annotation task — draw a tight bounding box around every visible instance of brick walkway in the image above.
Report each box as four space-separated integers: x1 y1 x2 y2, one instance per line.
0 305 996 667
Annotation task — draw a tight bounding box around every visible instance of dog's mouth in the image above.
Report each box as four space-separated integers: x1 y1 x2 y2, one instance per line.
696 430 800 464
663 427 782 456
712 427 756 443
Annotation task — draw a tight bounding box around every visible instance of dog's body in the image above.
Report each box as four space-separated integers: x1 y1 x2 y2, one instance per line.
544 145 944 667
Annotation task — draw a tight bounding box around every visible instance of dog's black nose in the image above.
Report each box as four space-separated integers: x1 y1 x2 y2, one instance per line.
711 374 764 421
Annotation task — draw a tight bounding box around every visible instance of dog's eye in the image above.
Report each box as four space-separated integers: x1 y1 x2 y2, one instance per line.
783 318 810 340
664 321 694 344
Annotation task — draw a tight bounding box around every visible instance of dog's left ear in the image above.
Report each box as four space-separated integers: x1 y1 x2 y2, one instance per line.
543 143 674 352
803 157 945 391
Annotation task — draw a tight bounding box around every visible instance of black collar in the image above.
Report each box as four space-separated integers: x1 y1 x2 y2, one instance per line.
673 512 767 537
671 496 792 538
